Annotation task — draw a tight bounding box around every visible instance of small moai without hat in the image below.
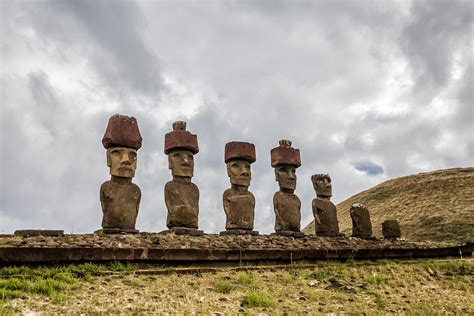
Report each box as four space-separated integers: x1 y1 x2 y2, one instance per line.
311 174 343 237
220 141 258 236
164 121 203 235
350 203 375 239
100 114 142 234
271 140 305 238
382 220 401 239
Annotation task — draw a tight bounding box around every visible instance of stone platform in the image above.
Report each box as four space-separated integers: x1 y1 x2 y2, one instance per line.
0 232 471 265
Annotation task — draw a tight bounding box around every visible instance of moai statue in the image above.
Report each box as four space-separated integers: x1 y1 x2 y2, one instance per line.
100 114 142 234
311 174 343 237
164 121 203 235
220 141 258 236
350 203 375 239
271 140 305 238
382 220 401 239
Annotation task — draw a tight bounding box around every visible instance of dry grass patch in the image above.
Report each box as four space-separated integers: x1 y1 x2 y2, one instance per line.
1 258 473 314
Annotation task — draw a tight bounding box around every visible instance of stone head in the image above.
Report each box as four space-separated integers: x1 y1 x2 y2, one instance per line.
107 147 137 178
227 159 251 187
224 141 256 187
275 165 297 190
350 203 367 223
311 174 332 197
168 148 194 178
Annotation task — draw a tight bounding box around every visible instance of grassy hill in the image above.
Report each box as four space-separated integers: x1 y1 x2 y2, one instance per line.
303 167 474 242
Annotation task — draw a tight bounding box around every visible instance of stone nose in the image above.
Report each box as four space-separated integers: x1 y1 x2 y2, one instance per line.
240 171 250 177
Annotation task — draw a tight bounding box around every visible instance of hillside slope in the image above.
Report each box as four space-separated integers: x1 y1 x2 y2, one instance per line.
303 167 474 242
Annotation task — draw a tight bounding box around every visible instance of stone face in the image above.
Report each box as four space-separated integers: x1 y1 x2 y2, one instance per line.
168 149 194 177
165 180 199 229
164 121 200 230
271 140 302 234
164 121 199 155
273 191 301 232
102 114 142 150
382 220 401 239
350 203 373 237
311 173 341 237
107 147 137 178
100 179 141 231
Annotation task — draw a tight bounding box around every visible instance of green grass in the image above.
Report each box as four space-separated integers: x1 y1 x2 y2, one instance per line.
242 290 275 308
214 280 234 294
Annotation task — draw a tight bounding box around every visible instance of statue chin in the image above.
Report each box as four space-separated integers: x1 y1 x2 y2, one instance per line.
317 189 332 197
230 178 250 187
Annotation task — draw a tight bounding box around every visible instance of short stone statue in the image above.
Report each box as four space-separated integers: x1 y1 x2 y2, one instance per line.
100 114 142 234
350 203 374 239
311 174 343 237
164 121 203 235
221 141 258 235
271 140 304 238
382 220 401 239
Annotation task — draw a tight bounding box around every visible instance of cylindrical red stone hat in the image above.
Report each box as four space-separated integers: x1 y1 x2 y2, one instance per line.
271 139 301 168
164 121 199 155
102 114 142 150
224 141 256 163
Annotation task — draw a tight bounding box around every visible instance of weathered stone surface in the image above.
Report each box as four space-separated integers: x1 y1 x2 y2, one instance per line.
224 141 256 163
312 174 341 236
382 220 401 239
100 114 142 233
1 233 470 264
273 191 301 232
271 230 305 238
271 140 301 168
271 140 302 235
100 178 141 233
220 229 259 236
168 227 204 236
350 203 373 237
14 230 64 237
102 228 139 234
164 122 200 230
106 147 138 178
222 141 257 232
223 189 255 230
165 180 199 229
164 121 199 154
102 114 142 150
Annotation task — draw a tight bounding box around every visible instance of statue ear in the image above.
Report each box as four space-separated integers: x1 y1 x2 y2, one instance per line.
106 150 111 167
168 155 172 170
274 168 279 181
226 163 232 177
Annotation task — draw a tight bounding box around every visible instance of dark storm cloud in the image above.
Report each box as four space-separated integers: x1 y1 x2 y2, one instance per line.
352 161 384 176
1 0 472 234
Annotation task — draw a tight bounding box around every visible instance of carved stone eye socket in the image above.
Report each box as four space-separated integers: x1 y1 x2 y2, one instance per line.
111 150 120 157
129 152 137 161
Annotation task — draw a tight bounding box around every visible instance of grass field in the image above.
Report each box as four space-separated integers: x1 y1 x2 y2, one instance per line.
1 258 473 314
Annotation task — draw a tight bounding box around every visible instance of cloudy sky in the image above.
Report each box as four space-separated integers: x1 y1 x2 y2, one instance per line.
1 0 472 234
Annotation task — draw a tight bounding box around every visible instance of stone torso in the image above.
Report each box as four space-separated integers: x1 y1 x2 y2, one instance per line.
312 198 340 234
165 180 199 229
273 191 301 232
223 189 255 230
351 207 372 237
100 180 141 230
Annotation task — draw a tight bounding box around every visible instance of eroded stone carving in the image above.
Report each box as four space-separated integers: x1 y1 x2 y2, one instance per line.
350 203 374 239
100 114 142 234
164 121 203 235
271 140 304 238
221 141 258 235
382 220 401 239
311 174 343 237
